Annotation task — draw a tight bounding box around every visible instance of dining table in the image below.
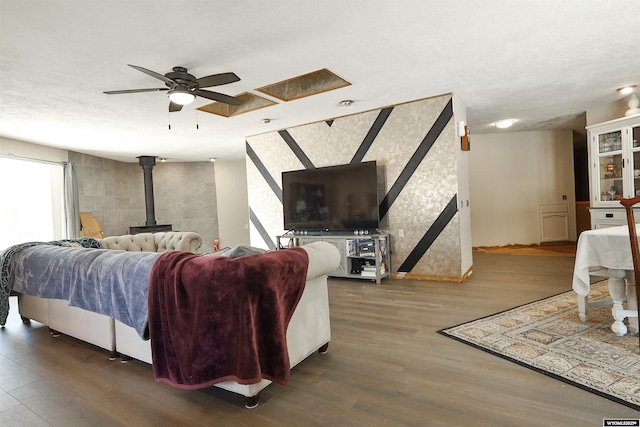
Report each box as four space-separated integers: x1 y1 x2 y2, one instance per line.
572 224 639 336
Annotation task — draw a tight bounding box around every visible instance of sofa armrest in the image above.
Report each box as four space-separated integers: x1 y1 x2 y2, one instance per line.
154 232 202 253
301 241 341 280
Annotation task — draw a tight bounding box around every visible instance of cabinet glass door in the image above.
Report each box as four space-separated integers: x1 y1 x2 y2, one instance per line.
597 131 623 202
598 130 623 153
633 126 640 197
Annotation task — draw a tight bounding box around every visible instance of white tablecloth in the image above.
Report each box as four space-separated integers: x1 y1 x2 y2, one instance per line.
572 224 638 297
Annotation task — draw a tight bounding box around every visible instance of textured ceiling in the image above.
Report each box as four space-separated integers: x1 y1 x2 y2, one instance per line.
1 1 639 162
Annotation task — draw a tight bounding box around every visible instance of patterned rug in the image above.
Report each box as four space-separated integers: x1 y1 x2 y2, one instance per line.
438 281 640 411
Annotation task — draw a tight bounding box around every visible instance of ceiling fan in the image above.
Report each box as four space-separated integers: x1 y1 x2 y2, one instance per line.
104 64 244 112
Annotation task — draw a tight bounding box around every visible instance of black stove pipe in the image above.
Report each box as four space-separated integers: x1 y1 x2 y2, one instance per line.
137 156 157 226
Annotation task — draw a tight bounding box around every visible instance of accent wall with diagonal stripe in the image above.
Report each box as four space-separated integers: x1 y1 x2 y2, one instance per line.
245 93 472 281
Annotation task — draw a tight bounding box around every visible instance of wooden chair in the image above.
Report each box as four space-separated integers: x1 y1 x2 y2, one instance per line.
79 212 105 239
620 196 640 348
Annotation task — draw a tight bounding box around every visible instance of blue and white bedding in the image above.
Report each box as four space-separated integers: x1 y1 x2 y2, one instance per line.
6 245 161 338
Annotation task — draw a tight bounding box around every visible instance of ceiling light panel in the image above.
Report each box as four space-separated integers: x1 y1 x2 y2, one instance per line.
617 85 637 95
494 119 515 129
256 68 350 102
198 93 276 118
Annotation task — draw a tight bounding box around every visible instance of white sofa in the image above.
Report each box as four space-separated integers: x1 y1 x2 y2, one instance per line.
15 237 340 407
18 293 117 355
114 241 339 407
17 231 204 357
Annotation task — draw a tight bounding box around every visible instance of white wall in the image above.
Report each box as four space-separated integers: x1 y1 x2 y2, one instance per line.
586 97 629 125
214 159 250 248
453 94 473 274
469 130 576 247
0 137 68 162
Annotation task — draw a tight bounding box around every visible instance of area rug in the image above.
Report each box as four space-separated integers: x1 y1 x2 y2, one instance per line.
438 281 640 410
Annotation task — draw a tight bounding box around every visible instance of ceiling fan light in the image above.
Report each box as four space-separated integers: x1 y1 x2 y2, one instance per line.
168 90 195 105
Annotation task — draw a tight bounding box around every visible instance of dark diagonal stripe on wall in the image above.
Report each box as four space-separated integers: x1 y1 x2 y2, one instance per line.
378 98 453 220
278 130 315 169
249 207 276 250
350 107 394 164
398 194 458 273
246 141 282 203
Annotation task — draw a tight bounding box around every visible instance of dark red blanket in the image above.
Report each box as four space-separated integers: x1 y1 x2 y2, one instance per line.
147 247 309 390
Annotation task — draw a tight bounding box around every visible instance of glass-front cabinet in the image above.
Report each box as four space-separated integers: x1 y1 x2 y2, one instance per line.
588 114 640 207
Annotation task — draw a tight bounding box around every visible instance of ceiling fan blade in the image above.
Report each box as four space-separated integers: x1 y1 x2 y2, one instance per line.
128 64 176 86
196 72 240 88
169 101 183 112
104 88 169 95
194 89 244 105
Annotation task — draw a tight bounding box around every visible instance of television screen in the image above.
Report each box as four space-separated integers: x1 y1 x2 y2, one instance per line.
282 161 379 233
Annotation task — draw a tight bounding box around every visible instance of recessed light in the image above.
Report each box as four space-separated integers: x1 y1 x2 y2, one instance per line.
494 119 515 129
262 118 271 124
340 100 354 106
159 157 167 162
209 157 216 162
617 85 637 95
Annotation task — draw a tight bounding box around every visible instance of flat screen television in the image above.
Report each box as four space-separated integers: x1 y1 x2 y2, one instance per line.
282 161 379 233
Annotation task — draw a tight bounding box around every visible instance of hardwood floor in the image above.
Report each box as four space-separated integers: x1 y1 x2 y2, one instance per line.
0 251 637 426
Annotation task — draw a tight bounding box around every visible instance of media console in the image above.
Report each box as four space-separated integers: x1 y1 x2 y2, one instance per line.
276 233 390 284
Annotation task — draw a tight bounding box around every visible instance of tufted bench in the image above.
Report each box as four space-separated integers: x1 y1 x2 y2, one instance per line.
99 232 202 253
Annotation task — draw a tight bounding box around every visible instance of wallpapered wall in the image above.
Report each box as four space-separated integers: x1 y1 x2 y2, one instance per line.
69 152 218 253
245 93 472 281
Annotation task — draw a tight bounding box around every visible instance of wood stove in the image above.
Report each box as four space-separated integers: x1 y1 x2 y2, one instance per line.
130 156 172 234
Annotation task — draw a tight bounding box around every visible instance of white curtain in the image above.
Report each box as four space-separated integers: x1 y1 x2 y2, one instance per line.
0 157 63 249
63 161 81 238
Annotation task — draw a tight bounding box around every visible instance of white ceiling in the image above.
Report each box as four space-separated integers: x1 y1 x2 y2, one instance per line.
1 1 639 163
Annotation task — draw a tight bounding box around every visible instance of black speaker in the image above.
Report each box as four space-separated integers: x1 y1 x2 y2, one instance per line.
351 258 364 274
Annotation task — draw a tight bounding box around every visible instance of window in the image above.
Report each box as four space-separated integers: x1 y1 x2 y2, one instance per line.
0 157 64 249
